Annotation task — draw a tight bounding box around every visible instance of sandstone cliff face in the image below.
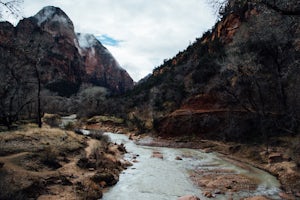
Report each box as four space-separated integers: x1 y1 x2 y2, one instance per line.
123 1 300 142
76 33 133 93
0 6 133 96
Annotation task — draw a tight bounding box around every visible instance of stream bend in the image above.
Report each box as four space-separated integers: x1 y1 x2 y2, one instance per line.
102 133 281 200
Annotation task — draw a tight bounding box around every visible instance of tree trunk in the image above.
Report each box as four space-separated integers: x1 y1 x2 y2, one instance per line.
35 64 42 128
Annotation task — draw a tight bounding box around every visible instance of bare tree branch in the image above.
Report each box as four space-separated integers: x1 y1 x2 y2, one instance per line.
0 0 23 19
261 0 300 16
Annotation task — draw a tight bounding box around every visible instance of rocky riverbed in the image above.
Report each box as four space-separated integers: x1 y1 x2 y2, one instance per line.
134 134 300 200
102 132 282 200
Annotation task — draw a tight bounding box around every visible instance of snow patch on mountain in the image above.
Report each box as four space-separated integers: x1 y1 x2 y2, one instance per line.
76 33 123 70
34 6 70 26
77 33 99 49
34 6 56 25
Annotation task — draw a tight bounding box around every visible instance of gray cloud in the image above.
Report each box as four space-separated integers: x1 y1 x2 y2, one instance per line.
18 0 216 81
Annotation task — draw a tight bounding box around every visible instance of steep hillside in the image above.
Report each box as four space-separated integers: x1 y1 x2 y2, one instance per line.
0 6 133 126
2 6 133 94
119 0 300 143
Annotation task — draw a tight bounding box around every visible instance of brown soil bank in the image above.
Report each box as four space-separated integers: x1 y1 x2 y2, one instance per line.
0 124 129 200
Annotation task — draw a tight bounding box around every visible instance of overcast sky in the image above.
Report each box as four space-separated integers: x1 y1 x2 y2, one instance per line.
10 0 217 81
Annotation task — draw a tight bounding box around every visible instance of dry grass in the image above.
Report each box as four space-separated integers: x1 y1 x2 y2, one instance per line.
0 124 88 199
0 124 86 156
0 123 126 199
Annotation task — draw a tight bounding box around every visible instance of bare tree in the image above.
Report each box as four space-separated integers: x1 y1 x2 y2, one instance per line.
0 44 34 128
218 5 299 142
209 0 300 17
0 0 23 19
261 0 300 16
34 44 43 128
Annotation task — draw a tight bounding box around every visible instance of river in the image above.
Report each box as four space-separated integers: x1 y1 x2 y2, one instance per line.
102 132 281 200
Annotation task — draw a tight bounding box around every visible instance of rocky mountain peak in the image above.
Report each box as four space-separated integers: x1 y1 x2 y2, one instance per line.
0 6 133 98
34 6 73 27
75 32 133 93
33 6 75 45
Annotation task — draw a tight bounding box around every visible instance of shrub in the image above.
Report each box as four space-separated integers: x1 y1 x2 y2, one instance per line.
64 121 75 130
0 170 26 200
89 131 110 144
40 146 61 169
289 137 300 167
42 114 61 127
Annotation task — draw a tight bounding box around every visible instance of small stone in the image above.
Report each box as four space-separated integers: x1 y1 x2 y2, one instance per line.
129 134 134 140
99 181 106 187
243 196 272 200
177 195 200 200
203 191 214 198
152 151 163 159
214 190 224 195
176 156 183 160
279 192 296 200
226 185 232 189
268 153 284 163
91 172 118 186
203 148 213 153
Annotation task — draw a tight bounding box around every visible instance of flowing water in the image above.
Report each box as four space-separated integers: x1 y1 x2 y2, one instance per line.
101 133 281 200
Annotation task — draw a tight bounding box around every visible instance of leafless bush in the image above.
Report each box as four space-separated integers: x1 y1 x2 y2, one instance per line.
0 170 25 200
289 137 300 167
88 130 110 144
75 180 103 200
42 114 61 127
40 146 61 169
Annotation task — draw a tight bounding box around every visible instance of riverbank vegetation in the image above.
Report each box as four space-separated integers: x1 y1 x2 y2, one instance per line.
0 122 129 199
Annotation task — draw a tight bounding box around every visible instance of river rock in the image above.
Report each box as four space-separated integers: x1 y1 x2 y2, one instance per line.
176 156 183 160
120 159 133 167
177 195 200 200
117 143 127 153
214 189 224 194
203 191 214 198
91 171 118 186
243 196 271 200
203 148 213 153
129 134 134 140
152 151 163 159
268 153 284 163
279 192 296 200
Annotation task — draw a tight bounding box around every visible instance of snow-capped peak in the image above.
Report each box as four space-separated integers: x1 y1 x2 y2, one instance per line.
34 6 71 26
76 33 99 49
